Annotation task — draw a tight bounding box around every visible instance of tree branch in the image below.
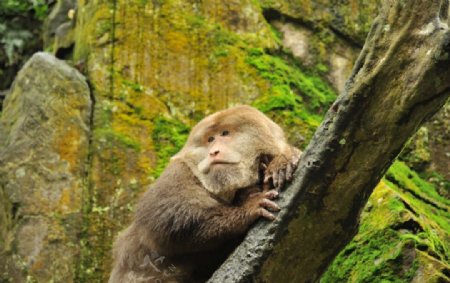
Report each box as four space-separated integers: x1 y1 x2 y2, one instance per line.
209 1 450 282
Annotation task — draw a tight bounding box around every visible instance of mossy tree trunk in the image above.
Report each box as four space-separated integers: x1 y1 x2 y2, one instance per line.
209 1 450 282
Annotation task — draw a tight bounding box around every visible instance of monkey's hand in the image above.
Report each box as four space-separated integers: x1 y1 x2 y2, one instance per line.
263 147 302 190
243 190 280 221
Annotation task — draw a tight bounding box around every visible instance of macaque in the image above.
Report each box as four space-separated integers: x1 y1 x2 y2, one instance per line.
109 105 301 283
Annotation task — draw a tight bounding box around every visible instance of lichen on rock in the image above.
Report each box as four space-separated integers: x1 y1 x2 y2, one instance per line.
0 52 92 283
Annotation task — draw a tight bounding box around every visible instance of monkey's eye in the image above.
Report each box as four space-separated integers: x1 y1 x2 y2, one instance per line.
221 130 230 136
207 136 215 143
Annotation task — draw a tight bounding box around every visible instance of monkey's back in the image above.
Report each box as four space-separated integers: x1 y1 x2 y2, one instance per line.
110 161 239 283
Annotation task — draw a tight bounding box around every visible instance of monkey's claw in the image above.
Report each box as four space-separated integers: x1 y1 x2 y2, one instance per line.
264 190 279 199
260 198 281 212
258 191 280 220
245 190 281 221
264 151 300 190
259 209 276 221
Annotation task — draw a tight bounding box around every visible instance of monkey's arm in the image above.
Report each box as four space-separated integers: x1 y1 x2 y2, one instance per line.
191 189 279 244
137 188 279 254
135 161 279 255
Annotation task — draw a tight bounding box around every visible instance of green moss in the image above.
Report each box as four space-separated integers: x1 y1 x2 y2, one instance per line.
323 161 450 282
122 79 144 93
423 171 450 199
0 0 49 20
385 162 450 261
322 230 417 283
399 127 431 171
246 48 336 146
151 115 190 177
95 128 141 151
386 161 450 219
246 48 336 112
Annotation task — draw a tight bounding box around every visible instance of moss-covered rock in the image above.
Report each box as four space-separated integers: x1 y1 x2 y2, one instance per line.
400 102 450 199
43 0 77 58
260 0 380 44
322 161 450 283
0 52 91 283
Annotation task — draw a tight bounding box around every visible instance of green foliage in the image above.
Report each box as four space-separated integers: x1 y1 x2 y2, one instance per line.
151 115 190 177
0 24 33 65
0 0 49 20
0 0 48 69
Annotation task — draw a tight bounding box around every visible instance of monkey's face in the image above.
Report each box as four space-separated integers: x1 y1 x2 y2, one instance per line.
178 122 262 202
198 127 241 173
204 125 262 200
172 105 286 202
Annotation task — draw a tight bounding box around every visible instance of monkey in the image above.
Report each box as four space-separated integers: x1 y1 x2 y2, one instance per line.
109 105 301 283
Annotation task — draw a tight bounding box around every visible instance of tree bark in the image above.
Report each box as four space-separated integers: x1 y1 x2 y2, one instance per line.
209 1 450 282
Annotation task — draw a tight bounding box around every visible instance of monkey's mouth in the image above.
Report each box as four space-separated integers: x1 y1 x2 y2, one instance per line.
210 160 238 165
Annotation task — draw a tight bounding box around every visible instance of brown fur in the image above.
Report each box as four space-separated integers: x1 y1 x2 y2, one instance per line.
109 105 301 283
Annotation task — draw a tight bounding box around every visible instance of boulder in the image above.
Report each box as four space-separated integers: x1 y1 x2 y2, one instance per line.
0 52 92 282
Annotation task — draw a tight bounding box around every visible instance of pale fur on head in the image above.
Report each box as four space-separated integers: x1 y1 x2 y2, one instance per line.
171 105 288 202
178 132 261 203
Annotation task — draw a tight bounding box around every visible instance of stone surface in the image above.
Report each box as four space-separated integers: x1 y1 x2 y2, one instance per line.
0 52 92 282
272 20 359 93
260 0 381 44
43 0 77 57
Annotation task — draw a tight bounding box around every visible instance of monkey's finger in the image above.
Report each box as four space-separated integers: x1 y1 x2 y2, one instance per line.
272 170 279 188
277 169 286 190
264 174 271 184
286 163 293 181
262 182 272 192
260 199 281 212
249 192 261 198
292 154 300 167
259 208 276 221
261 155 270 165
264 190 279 199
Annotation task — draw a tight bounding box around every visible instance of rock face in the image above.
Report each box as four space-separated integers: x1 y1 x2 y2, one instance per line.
43 0 77 58
0 52 92 282
322 162 450 283
400 102 450 197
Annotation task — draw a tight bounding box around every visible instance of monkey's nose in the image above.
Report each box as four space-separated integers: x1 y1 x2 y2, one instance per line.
210 149 220 156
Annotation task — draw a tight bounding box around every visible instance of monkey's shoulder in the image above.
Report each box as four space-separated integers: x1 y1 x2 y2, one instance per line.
154 160 202 190
134 161 219 242
138 160 218 209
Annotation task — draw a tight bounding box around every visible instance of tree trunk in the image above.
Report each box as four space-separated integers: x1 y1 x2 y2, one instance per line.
209 1 450 282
